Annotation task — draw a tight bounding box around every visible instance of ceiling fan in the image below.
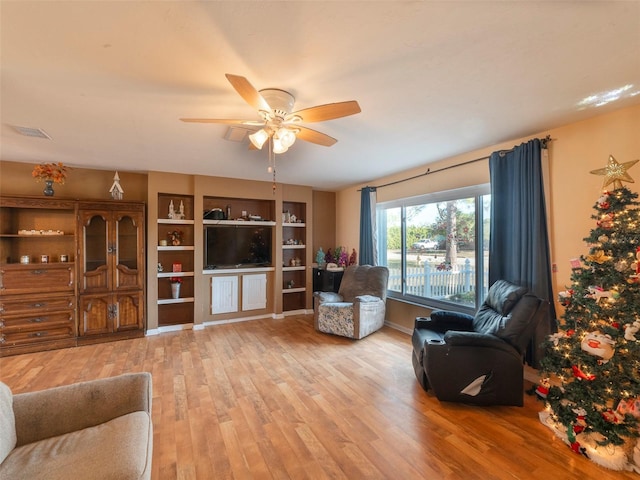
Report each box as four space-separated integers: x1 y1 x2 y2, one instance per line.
180 74 361 154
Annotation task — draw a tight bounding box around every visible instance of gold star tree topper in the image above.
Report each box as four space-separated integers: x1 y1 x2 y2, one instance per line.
590 155 638 190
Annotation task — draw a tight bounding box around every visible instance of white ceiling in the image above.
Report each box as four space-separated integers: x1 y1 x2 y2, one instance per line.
2 1 639 190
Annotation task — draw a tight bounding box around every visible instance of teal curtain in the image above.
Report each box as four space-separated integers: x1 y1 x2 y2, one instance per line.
489 138 557 367
359 186 377 265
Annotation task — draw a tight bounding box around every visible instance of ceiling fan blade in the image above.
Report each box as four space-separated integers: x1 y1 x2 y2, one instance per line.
295 126 337 147
225 74 271 112
180 118 264 126
289 101 361 123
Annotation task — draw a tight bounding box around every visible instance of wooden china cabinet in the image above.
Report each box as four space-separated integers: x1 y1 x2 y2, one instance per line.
77 201 145 344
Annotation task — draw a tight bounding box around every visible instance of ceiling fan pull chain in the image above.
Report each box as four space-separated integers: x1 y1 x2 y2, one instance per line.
268 137 277 194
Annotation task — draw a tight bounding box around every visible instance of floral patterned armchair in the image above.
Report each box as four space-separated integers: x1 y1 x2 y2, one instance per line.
313 265 389 339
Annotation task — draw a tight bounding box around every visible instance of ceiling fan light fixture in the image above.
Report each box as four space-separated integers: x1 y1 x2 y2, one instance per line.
272 136 289 154
249 129 269 149
275 127 296 149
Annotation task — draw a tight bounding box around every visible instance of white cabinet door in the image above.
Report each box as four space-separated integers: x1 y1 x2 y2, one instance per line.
242 273 267 311
211 276 238 314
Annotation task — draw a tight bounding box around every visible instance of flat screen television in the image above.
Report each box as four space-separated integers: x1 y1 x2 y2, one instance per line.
204 225 272 269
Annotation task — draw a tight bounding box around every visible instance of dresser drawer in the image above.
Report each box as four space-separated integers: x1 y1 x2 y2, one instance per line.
1 311 74 329
0 323 76 347
1 311 74 348
0 295 75 316
0 264 74 295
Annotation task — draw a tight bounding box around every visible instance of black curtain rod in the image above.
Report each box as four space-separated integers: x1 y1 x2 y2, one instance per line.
369 154 489 190
360 135 552 191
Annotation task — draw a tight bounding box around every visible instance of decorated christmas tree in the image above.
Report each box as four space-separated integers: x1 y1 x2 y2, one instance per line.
537 155 640 472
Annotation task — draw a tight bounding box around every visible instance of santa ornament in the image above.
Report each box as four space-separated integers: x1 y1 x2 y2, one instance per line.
597 193 611 210
535 378 550 399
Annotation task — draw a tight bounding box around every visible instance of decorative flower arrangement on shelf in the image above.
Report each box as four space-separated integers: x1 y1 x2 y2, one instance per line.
167 230 183 246
324 246 357 268
32 162 69 196
169 277 182 284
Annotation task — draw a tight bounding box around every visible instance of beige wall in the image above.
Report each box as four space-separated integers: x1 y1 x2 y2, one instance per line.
312 190 336 255
0 160 147 201
336 104 640 332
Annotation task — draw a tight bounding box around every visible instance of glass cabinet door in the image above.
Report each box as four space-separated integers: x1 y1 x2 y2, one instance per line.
80 211 109 293
114 212 143 290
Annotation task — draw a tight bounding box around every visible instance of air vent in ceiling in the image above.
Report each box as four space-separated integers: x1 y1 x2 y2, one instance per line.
223 126 250 143
12 125 51 139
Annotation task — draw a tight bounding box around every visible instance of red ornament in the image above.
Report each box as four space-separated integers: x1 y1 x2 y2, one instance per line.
572 365 596 381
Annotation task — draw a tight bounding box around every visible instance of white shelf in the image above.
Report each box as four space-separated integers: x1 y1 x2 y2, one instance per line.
157 219 195 225
157 271 194 278
283 266 305 271
283 222 305 227
157 245 195 251
203 219 276 226
203 266 275 275
282 287 306 294
282 244 305 249
157 297 195 305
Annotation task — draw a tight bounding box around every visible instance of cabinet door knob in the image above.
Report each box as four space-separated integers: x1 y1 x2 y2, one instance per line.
32 303 46 308
31 269 46 275
0 335 5 344
30 317 45 323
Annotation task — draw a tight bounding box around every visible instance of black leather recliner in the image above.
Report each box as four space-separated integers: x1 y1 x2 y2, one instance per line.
411 280 548 406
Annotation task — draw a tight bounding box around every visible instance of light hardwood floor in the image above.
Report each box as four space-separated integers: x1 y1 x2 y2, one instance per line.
0 315 635 479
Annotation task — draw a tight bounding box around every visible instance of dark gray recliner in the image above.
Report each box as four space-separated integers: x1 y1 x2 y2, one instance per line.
411 280 548 406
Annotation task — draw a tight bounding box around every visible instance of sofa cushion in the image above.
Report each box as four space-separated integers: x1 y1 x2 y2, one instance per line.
0 382 16 464
0 411 151 480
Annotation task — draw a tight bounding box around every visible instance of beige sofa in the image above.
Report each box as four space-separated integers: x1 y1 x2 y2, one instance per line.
0 372 153 480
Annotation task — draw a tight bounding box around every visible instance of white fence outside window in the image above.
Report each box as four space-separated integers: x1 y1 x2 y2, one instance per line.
388 258 475 299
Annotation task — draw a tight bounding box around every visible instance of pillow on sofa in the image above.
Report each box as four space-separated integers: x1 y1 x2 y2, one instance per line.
0 382 17 463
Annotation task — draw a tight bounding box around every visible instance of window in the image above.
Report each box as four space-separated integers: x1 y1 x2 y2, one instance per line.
377 184 490 313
